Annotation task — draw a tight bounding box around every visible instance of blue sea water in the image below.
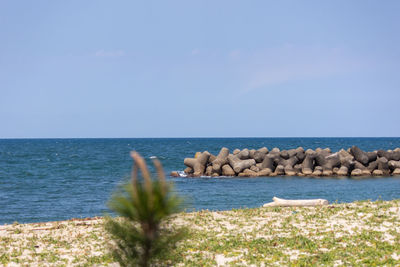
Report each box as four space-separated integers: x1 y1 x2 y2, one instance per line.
1 138 400 225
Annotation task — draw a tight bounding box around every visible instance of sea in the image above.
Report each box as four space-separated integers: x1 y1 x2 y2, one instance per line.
1 137 400 225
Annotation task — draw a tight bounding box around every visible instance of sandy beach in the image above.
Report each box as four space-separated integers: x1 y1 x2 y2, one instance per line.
1 200 399 266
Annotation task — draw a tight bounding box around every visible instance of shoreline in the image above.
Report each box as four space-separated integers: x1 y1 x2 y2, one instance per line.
1 199 399 266
2 195 398 227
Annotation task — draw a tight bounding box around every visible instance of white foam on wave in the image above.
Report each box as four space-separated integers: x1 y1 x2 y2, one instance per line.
176 171 187 177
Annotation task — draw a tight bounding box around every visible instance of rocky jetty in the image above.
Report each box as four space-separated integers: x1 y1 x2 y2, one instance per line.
175 146 400 177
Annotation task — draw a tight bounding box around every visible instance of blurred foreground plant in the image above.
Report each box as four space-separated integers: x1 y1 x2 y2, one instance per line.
105 152 185 267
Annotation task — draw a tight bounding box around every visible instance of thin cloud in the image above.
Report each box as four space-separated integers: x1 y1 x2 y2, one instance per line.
191 48 200 55
95 49 125 58
239 45 364 94
229 49 240 59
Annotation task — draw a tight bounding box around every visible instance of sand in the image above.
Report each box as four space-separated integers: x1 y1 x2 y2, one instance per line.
1 200 399 266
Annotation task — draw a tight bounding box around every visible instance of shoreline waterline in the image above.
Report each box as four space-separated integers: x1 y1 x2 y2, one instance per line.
0 197 396 227
2 137 400 224
1 199 399 265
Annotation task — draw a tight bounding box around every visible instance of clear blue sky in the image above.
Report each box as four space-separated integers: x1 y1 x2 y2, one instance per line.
1 1 399 138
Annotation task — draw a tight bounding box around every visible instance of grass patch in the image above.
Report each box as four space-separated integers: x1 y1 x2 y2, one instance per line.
0 200 399 266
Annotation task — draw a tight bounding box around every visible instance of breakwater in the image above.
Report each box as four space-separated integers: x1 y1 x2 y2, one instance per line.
3 138 400 224
177 146 400 177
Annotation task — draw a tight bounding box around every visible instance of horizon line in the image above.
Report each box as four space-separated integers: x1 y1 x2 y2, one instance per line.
1 136 399 140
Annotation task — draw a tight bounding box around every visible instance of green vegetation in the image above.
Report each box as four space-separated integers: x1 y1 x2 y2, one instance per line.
170 200 400 266
105 152 186 267
1 197 399 266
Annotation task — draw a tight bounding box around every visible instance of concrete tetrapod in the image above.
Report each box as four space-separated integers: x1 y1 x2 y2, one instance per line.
177 146 400 178
183 151 211 176
212 147 229 172
227 154 256 174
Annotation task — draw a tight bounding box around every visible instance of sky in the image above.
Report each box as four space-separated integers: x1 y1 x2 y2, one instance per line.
1 0 399 138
